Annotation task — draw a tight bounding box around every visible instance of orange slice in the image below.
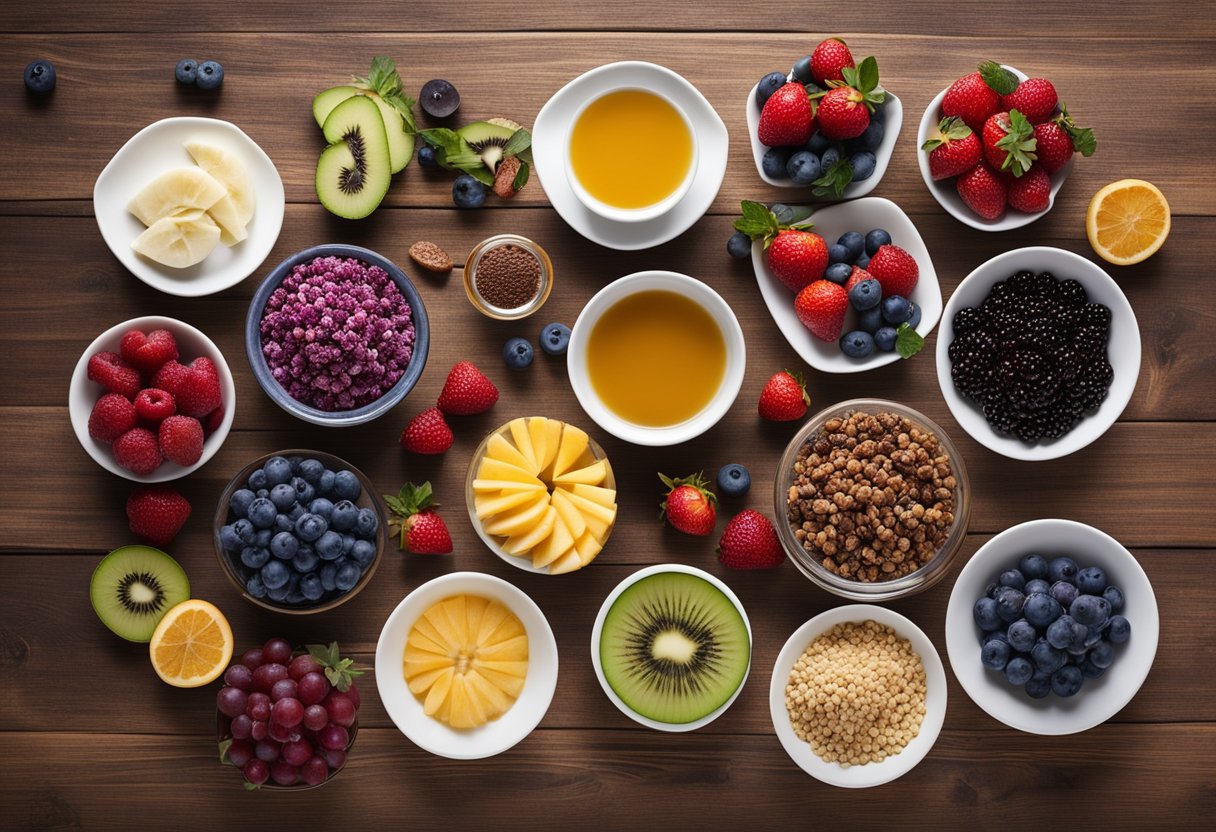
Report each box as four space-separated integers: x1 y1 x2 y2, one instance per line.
148 600 233 688
1086 179 1170 265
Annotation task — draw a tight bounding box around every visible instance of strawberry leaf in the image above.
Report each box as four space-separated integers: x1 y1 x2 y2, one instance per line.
218 738 233 765
856 56 880 94
305 641 364 692
978 60 1018 96
995 109 1038 177
1057 104 1097 157
895 323 925 359
812 158 854 198
922 115 973 151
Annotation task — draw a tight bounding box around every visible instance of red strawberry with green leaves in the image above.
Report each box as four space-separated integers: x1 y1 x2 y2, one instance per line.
718 510 785 570
794 280 849 342
659 472 717 537
437 360 498 415
1033 105 1097 174
734 200 827 292
922 116 982 180
867 244 919 297
812 56 885 140
1007 166 1052 213
385 481 453 554
982 110 1038 177
1002 77 1057 124
758 82 814 147
810 37 854 86
126 485 191 547
399 407 453 454
758 370 810 422
941 61 1016 132
956 163 1007 220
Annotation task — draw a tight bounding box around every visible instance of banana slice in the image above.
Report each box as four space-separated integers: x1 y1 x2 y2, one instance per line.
204 195 249 246
127 167 227 226
184 140 255 224
131 210 221 269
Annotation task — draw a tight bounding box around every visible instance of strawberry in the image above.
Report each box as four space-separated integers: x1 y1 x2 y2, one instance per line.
982 110 1037 177
941 62 1016 132
174 357 222 418
659 472 717 537
866 245 919 297
718 510 785 570
87 351 141 400
810 37 855 86
757 82 814 147
758 370 810 422
113 427 163 475
1007 166 1052 213
400 407 453 454
119 329 178 375
921 116 982 180
436 360 499 415
158 415 204 466
843 265 872 295
734 200 827 292
811 56 885 140
1002 78 1057 124
794 280 848 342
1034 105 1097 174
126 485 191 547
385 481 453 554
956 163 1008 220
133 388 176 424
88 393 137 443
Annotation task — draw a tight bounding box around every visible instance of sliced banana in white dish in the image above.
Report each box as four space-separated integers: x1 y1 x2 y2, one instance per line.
131 209 221 269
127 167 227 226
185 140 256 245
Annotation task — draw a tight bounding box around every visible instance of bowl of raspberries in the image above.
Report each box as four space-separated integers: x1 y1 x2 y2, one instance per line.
69 315 235 482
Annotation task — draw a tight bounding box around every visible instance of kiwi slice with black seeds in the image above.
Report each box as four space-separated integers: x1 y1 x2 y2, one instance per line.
90 545 190 642
316 94 392 219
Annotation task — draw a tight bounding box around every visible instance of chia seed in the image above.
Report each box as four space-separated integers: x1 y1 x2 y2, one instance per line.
473 244 541 310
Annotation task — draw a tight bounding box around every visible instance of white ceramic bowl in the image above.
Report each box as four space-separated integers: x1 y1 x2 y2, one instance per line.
746 82 902 199
945 519 1159 735
567 271 745 446
94 117 285 297
564 85 699 224
935 246 1140 460
917 65 1071 231
590 564 752 732
751 197 941 374
68 315 236 482
374 572 559 759
770 604 947 788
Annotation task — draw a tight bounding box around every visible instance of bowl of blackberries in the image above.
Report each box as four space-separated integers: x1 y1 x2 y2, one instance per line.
945 519 1158 735
935 246 1141 461
214 450 386 614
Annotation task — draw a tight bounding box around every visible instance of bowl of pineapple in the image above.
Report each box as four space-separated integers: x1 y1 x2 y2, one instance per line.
465 416 618 575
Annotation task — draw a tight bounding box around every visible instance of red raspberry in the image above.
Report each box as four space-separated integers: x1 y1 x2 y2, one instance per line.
151 360 190 397
113 428 163 475
133 388 176 425
175 357 223 418
159 415 204 466
87 351 141 400
126 486 191 547
88 393 137 443
119 329 179 375
204 405 225 435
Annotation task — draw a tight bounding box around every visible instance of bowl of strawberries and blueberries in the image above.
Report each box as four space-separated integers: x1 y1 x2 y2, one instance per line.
919 61 1096 226
752 38 894 198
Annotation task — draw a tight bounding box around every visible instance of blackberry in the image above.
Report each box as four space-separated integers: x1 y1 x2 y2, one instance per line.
953 306 983 335
1080 303 1112 328
1056 279 1088 307
1009 270 1038 293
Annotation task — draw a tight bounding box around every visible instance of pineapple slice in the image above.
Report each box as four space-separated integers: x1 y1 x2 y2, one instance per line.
464 669 514 717
474 488 544 520
527 417 551 477
537 418 564 480
501 506 557 556
507 418 539 474
486 432 533 473
549 488 587 540
567 482 618 507
574 530 604 566
471 479 546 494
551 424 589 479
476 457 541 485
478 634 530 662
563 490 618 539
482 492 551 537
553 458 609 486
531 513 574 569
548 547 584 574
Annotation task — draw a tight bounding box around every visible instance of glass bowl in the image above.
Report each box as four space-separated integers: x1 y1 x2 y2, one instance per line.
773 398 971 602
462 234 553 320
213 449 386 614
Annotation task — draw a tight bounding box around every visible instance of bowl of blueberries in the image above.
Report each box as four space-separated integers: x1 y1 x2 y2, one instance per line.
214 450 386 614
944 518 1159 735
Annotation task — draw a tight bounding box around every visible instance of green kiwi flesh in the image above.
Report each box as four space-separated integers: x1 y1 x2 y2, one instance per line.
89 546 190 642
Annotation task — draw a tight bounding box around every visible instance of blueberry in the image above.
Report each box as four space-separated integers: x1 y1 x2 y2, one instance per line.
247 469 268 490
906 302 922 329
266 583 289 603
881 295 912 325
1075 566 1107 595
292 477 316 506
317 469 336 497
240 546 270 570
996 588 1025 623
332 470 361 502
417 145 439 169
787 150 822 185
1023 593 1063 628
452 174 486 208
827 243 851 265
287 456 303 474
285 589 306 606
1069 619 1090 650
1049 580 1079 608
1079 657 1106 679
319 563 338 592
791 56 813 84
855 252 870 270
807 132 833 155
825 262 853 285
309 498 334 521
254 528 272 548
1007 620 1037 653
1107 615 1131 644
1019 553 1049 579
24 60 56 95
539 322 572 355
219 524 242 553
247 498 277 530
350 539 377 567
335 561 362 592
1088 640 1116 669
269 484 296 511
761 147 791 179
998 569 1026 591
836 231 865 262
1047 615 1078 649
1051 666 1084 698
851 120 884 152
974 596 1002 631
716 464 751 498
726 231 752 260
503 337 533 369
1048 556 1079 584
288 503 306 522
986 582 1003 599
873 326 898 352
858 306 884 335
298 458 324 484
848 278 881 311
839 331 875 359
356 508 379 537
263 457 292 487
1004 657 1033 686
292 547 320 574
1083 626 1106 649
1102 585 1125 612
330 500 358 531
261 559 290 591
295 513 327 543
341 533 356 555
230 489 256 519
245 573 267 599
756 71 788 107
770 204 798 225
848 151 877 182
196 60 224 90
1031 638 1066 674
980 639 1011 671
1024 578 1050 596
1070 594 1111 627
1025 672 1052 699
174 59 198 85
256 489 270 500
270 531 299 560
315 530 344 561
820 146 841 170
864 229 892 256
982 630 1009 647
299 572 324 602
233 518 257 545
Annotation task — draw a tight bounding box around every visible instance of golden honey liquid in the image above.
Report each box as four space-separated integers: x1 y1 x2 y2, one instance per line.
569 89 693 209
586 290 726 427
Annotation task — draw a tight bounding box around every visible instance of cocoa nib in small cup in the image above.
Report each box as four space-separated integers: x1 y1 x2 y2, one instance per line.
408 241 454 274
474 244 541 310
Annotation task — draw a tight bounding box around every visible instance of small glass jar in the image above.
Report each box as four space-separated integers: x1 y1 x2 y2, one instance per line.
463 234 553 320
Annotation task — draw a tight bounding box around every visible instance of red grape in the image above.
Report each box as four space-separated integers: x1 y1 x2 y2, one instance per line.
240 648 264 670
281 738 313 767
272 697 304 728
300 756 329 786
243 758 269 786
227 739 254 768
317 724 349 751
322 748 346 769
217 686 248 719
288 654 321 680
224 663 254 691
250 719 268 741
262 638 294 666
345 682 361 710
254 739 281 762
268 720 296 743
270 678 299 702
302 704 329 732
245 692 271 721
270 761 299 786
297 671 331 706
325 692 356 727
252 663 289 693
230 714 253 740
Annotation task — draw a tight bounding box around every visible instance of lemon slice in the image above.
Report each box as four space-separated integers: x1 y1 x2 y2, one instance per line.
148 599 233 688
1086 179 1170 265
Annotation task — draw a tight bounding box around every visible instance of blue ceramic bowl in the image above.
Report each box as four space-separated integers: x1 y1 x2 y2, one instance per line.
245 244 430 427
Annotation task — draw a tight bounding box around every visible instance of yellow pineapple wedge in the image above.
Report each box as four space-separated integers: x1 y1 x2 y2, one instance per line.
553 458 609 486
482 491 551 537
531 513 574 569
507 418 539 474
486 432 533 473
476 457 541 485
551 423 588 480
549 487 588 540
474 488 544 520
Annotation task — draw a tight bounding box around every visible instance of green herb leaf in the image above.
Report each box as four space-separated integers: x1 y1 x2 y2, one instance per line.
218 738 233 765
922 116 973 151
995 109 1038 177
812 158 855 198
503 128 532 159
354 57 417 133
978 60 1019 96
305 642 364 692
243 781 261 792
513 160 531 191
895 323 925 359
856 56 880 93
516 146 534 167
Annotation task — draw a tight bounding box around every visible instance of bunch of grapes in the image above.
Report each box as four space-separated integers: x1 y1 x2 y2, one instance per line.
217 638 361 788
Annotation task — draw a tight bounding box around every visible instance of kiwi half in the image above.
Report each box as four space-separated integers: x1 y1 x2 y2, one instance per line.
90 545 190 642
316 94 392 219
599 571 750 724
456 119 519 174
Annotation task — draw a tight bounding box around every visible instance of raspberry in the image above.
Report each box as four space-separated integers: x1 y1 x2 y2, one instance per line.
159 415 204 466
204 405 225 435
175 357 223 418
133 388 176 424
152 360 190 397
113 427 163 475
119 329 179 375
87 351 141 400
126 486 191 547
88 393 137 443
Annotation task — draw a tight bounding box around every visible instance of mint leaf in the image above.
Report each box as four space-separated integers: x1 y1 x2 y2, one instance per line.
896 323 924 359
812 158 854 198
355 57 417 133
503 128 532 159
978 61 1018 95
513 160 530 191
857 56 879 93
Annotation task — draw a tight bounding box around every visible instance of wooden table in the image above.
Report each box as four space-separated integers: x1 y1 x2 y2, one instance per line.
3 2 1214 827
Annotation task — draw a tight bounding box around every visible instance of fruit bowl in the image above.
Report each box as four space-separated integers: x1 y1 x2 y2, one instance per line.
935 247 1141 461
917 65 1069 231
944 519 1159 735
769 604 947 787
213 450 386 614
590 564 752 732
245 244 430 427
68 315 236 483
774 399 970 602
374 572 559 759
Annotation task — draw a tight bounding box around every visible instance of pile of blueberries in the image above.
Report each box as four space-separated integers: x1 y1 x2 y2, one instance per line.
974 553 1130 699
218 455 380 606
